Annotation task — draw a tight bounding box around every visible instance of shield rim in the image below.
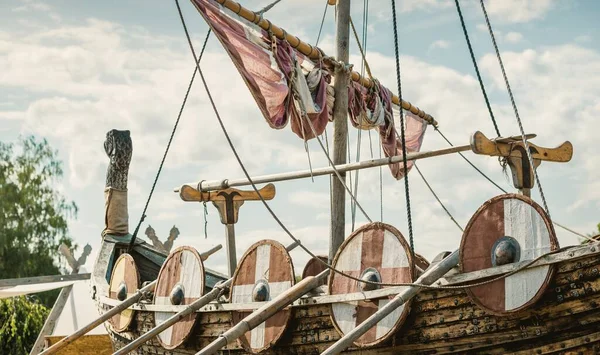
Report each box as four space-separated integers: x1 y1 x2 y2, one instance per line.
108 253 140 332
328 222 415 347
459 193 559 316
229 239 295 354
153 245 205 350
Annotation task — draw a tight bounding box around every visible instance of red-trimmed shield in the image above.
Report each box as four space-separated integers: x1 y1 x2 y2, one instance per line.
329 222 414 347
230 240 295 353
108 253 139 332
460 194 558 315
301 255 329 286
154 246 205 349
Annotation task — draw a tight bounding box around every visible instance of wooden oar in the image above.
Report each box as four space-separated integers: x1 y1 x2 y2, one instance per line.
321 250 460 354
113 240 300 355
39 244 222 355
196 269 330 355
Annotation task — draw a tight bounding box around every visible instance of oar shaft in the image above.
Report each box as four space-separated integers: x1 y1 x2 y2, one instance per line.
321 250 459 355
196 270 330 355
114 241 300 355
42 244 223 355
39 280 156 355
178 145 470 193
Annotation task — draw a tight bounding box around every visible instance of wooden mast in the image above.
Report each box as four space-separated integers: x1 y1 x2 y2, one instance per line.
329 1 351 262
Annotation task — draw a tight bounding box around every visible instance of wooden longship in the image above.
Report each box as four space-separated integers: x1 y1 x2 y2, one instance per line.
96 234 600 354
40 0 599 354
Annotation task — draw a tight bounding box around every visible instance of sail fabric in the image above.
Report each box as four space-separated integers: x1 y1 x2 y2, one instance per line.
377 84 428 180
191 0 330 139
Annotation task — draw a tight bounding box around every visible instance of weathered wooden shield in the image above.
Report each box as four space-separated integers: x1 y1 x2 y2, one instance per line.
414 253 430 273
460 193 558 315
329 222 414 347
302 255 329 286
154 246 205 349
108 253 139 332
230 240 295 353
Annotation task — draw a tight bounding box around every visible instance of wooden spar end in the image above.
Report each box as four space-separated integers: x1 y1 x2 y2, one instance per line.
179 183 276 225
471 131 572 162
471 131 573 191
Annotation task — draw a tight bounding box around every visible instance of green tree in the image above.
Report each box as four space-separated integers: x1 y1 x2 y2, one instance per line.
0 296 49 355
0 136 78 306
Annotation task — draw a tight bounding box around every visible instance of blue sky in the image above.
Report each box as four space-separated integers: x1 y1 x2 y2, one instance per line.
1 0 599 279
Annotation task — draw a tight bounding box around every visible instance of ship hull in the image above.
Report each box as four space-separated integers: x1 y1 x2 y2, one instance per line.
95 237 600 354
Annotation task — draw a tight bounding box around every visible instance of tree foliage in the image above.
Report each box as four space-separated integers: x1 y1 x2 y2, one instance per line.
0 296 49 355
0 136 78 306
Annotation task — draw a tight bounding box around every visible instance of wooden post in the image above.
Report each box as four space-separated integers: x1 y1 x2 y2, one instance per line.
30 244 91 355
225 224 236 276
30 284 75 355
178 183 276 277
330 0 351 262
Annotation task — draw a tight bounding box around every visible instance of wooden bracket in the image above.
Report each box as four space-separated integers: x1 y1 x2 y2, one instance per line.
471 131 573 193
179 183 276 225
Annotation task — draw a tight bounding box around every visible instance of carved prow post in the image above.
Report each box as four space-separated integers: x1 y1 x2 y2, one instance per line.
102 130 133 236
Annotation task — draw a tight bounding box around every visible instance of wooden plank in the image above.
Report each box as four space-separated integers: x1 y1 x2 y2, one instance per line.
0 273 90 288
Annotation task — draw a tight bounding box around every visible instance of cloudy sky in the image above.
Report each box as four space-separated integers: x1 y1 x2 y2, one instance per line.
1 0 599 281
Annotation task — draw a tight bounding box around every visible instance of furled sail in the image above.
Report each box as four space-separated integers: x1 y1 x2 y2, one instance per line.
191 0 427 178
191 0 330 140
349 80 428 179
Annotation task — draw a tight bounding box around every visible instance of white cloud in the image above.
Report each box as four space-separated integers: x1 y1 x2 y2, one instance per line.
575 35 592 43
1 4 597 275
429 40 451 50
505 31 524 43
398 0 453 13
289 191 330 209
484 0 556 23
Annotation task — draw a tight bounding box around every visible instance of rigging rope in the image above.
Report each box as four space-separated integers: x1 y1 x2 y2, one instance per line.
414 163 464 232
315 0 329 46
390 0 415 255
256 0 283 14
127 28 212 250
479 0 552 219
454 0 500 137
172 0 595 290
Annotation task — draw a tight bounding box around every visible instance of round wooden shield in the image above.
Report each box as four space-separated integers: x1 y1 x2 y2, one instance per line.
328 222 414 347
414 253 430 273
230 239 295 353
302 255 329 286
154 246 205 349
460 193 558 315
108 253 139 332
